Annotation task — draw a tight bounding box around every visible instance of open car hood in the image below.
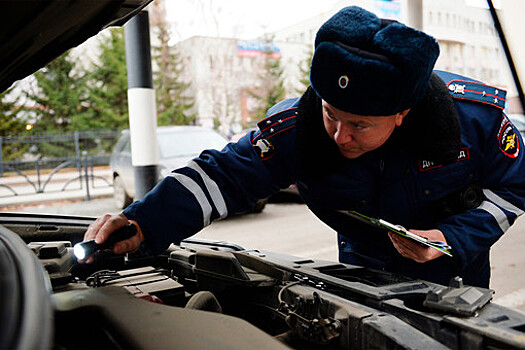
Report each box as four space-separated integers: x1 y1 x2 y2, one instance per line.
0 0 152 92
2 212 525 349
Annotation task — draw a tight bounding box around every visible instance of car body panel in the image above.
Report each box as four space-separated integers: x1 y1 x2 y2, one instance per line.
508 114 525 138
111 133 135 198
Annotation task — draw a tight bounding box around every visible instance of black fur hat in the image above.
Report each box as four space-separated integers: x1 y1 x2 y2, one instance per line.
310 6 440 116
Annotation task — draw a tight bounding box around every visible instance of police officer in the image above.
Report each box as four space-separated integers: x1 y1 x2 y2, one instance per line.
84 6 525 288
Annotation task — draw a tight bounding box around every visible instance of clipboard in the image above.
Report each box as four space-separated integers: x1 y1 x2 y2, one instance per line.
338 210 453 257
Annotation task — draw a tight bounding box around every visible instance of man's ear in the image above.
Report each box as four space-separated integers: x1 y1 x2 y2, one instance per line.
395 108 411 127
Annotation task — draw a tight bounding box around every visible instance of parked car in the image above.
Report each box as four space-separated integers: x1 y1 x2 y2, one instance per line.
507 113 525 138
111 125 268 212
110 126 229 209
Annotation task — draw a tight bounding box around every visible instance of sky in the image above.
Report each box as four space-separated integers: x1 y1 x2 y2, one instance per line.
165 0 344 42
164 0 497 43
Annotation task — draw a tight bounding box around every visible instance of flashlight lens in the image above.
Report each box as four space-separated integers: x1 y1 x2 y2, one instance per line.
74 243 87 260
73 240 97 260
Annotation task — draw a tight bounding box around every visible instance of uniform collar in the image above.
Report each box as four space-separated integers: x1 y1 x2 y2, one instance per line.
396 73 461 164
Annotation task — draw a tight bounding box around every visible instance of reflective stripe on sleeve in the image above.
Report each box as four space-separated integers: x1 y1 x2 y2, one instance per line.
167 173 212 227
477 189 524 232
483 189 524 216
478 200 510 232
187 161 228 219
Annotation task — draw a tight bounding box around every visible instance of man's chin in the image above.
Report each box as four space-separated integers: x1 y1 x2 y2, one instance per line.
338 148 363 159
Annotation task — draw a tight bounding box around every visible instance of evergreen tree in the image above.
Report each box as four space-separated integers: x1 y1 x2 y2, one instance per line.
27 51 88 133
296 47 314 95
249 37 286 123
82 27 129 130
152 4 195 126
0 85 28 161
25 51 88 157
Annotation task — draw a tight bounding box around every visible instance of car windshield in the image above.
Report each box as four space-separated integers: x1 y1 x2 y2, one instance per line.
157 129 227 158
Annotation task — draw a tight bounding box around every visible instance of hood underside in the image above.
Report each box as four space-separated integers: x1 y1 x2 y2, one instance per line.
0 0 152 92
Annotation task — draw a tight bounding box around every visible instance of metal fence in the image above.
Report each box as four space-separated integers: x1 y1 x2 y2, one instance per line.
0 130 121 200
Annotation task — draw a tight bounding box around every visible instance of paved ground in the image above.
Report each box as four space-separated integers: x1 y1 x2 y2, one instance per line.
0 167 113 207
8 196 525 314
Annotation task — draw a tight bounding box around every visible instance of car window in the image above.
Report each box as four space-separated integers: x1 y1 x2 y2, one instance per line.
158 129 227 158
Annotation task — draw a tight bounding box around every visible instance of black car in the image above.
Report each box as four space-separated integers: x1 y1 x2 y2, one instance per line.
2 1 525 350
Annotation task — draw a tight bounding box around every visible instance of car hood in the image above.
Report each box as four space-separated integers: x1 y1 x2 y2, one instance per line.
0 0 152 92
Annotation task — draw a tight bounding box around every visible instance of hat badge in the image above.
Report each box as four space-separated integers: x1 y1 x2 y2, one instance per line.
338 75 349 89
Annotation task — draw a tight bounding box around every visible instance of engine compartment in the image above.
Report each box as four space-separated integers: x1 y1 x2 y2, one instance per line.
40 240 384 349
2 213 525 349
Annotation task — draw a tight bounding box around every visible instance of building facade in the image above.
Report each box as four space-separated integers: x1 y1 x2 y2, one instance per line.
176 0 520 133
176 36 306 135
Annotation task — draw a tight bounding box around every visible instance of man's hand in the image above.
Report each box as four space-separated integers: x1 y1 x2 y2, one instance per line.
388 229 446 263
81 213 144 263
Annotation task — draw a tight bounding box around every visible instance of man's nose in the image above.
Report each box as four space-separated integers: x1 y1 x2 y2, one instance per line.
334 123 352 144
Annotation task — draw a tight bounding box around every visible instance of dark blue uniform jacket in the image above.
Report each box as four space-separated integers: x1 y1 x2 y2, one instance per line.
123 71 525 288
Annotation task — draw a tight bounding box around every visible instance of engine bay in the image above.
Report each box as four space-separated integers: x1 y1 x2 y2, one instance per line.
2 213 525 349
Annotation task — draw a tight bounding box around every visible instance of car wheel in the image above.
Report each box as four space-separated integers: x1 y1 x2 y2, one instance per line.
114 175 132 209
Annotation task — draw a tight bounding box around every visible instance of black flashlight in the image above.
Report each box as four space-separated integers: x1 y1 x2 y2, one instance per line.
74 223 138 260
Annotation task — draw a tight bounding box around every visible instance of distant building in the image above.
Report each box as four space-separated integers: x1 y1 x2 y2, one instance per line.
424 0 518 112
176 0 521 132
176 36 305 135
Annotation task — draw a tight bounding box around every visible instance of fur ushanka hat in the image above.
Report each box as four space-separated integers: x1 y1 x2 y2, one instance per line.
310 6 440 116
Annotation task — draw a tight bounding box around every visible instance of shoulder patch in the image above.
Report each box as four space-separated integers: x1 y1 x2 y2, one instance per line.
251 106 297 161
498 115 520 158
253 138 275 159
254 106 298 140
446 79 506 110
